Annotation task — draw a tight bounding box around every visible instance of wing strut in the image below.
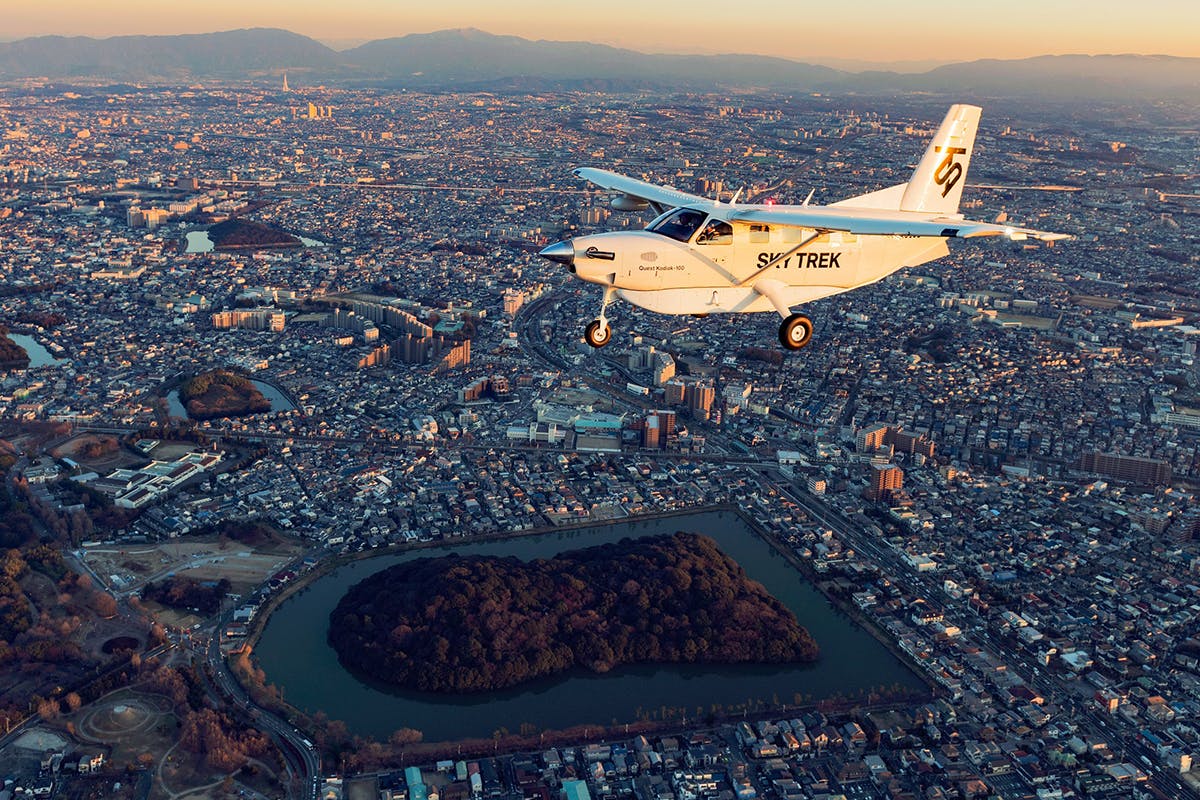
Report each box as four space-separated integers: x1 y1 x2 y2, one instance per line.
734 231 825 287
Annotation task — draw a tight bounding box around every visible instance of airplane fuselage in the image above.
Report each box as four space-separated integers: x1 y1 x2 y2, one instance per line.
564 209 948 317
537 104 1067 350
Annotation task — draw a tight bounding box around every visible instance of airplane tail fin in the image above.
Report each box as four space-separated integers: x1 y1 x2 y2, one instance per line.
900 104 981 215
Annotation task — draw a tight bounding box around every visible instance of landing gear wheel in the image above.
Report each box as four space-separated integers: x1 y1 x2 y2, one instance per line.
779 314 813 351
584 319 612 348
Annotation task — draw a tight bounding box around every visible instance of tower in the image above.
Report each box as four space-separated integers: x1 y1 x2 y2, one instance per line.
867 464 904 502
282 72 290 92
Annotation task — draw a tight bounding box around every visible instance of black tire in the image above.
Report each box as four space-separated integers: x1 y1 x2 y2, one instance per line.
779 314 813 351
584 319 612 348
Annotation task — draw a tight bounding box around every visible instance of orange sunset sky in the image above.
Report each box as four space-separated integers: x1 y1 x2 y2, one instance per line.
5 0 1198 65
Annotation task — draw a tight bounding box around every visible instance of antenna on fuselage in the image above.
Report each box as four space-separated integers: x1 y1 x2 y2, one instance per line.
802 188 815 207
730 187 744 205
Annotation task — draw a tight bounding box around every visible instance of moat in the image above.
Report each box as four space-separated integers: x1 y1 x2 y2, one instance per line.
254 510 926 741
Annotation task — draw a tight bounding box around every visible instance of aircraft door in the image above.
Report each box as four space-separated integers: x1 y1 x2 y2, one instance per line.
688 217 736 285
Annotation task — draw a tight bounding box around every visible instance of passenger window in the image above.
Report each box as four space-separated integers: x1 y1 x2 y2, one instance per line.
696 219 733 245
749 224 770 244
782 227 810 244
782 227 827 244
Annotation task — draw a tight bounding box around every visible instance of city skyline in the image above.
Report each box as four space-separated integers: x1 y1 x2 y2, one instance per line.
5 0 1200 64
3 4 1200 795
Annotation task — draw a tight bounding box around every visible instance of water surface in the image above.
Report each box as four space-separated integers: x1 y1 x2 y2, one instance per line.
7 334 62 367
167 379 295 418
255 510 924 740
185 230 325 253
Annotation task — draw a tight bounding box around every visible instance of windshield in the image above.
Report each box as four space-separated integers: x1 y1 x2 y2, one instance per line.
647 208 708 242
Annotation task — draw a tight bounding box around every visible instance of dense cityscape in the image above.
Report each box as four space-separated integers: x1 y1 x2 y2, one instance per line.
1 54 1199 800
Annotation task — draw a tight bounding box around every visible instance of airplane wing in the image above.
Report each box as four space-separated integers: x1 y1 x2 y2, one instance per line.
728 207 1071 242
574 167 711 211
575 166 1070 241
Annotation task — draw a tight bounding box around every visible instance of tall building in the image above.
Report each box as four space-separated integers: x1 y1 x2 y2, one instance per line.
322 308 379 342
398 333 471 372
503 288 526 317
663 379 686 406
890 428 936 459
459 378 489 403
211 308 285 332
1080 451 1172 487
857 423 890 453
866 463 904 501
127 206 170 229
857 422 935 459
652 350 676 386
686 382 715 420
652 409 677 439
641 410 677 449
642 415 660 449
357 344 391 368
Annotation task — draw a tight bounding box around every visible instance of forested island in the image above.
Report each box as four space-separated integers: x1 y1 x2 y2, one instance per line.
0 325 29 369
328 533 819 694
179 369 270 420
207 219 301 250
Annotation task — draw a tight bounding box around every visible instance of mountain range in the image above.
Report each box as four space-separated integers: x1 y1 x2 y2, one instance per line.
0 27 1197 100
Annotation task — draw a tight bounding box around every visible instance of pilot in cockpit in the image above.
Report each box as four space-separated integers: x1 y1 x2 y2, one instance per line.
696 218 733 245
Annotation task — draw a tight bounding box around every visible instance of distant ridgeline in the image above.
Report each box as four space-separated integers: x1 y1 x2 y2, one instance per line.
179 369 270 420
328 532 819 693
0 30 1196 99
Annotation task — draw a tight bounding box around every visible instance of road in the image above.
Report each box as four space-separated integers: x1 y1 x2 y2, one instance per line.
7 268 1188 794
204 612 322 799
39 418 762 466
767 472 1196 799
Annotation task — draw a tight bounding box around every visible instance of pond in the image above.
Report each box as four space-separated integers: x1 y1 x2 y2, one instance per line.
166 379 296 418
254 510 925 741
184 230 326 253
7 334 63 367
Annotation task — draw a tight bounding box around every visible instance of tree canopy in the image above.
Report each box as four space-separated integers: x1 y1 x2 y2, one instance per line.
179 369 270 420
329 532 818 693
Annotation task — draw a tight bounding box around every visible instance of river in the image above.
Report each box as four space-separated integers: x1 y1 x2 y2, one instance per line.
254 510 925 741
166 379 296 418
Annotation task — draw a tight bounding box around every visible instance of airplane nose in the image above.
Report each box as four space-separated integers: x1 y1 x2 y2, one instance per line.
538 240 575 267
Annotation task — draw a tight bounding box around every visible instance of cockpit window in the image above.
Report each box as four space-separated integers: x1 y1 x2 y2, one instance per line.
648 208 708 242
696 219 733 245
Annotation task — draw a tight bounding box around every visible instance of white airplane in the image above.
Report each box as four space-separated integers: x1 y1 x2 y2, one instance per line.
539 104 1070 350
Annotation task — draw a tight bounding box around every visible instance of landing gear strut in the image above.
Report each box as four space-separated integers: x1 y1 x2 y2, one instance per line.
584 288 617 348
779 313 813 351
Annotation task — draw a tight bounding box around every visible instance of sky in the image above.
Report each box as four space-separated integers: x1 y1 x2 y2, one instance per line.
5 0 1199 64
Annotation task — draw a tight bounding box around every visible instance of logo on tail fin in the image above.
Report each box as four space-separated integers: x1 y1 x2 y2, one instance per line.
933 146 967 197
